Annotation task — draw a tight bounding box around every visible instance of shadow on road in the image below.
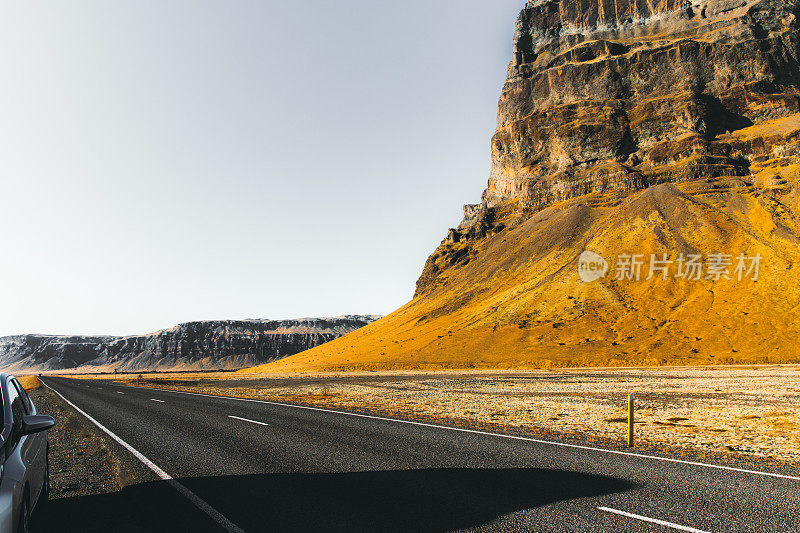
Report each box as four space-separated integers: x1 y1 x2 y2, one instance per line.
33 467 633 532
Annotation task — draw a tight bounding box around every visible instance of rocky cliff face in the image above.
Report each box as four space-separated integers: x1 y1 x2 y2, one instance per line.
418 0 800 295
0 316 379 373
263 0 800 372
493 0 800 208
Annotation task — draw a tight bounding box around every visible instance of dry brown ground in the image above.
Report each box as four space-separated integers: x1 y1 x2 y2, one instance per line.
17 375 41 390
79 364 800 464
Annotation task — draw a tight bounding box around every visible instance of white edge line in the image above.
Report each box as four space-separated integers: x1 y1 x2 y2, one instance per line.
40 379 246 533
598 506 710 533
229 415 269 427
136 383 800 482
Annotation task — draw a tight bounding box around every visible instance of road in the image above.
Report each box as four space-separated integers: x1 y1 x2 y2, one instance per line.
38 376 799 532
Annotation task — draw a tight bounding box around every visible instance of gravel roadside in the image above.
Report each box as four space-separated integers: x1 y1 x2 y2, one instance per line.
29 386 153 500
27 385 219 532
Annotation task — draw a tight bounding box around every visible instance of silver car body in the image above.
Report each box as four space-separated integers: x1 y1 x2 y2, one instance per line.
0 374 51 533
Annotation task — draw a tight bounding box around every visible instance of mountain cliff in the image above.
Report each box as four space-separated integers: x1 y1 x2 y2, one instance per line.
480 0 795 210
419 0 800 296
0 316 379 373
255 0 800 372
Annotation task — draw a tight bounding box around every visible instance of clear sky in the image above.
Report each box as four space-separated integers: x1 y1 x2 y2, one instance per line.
0 1 524 337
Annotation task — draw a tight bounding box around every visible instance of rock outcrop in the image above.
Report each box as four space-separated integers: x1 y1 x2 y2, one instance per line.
258 0 800 372
493 0 800 206
418 0 800 295
0 316 379 373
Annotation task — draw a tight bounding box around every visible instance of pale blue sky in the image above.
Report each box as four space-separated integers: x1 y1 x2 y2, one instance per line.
0 1 523 336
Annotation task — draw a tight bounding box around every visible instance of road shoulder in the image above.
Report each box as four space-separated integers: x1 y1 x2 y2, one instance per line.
29 384 224 532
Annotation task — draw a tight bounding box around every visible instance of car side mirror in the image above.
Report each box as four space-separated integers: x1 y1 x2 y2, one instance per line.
21 415 55 436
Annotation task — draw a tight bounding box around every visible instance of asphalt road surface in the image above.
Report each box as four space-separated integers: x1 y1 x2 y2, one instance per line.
38 377 799 532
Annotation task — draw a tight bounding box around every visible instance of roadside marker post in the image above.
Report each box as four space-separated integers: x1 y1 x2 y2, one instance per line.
628 393 635 447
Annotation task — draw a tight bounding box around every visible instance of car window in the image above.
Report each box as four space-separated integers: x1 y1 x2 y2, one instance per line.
11 380 32 415
7 381 26 436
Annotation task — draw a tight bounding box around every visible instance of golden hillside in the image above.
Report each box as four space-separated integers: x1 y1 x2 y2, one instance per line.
252 0 800 372
255 164 800 372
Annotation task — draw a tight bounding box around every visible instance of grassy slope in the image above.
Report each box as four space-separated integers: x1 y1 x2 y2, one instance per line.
252 124 800 372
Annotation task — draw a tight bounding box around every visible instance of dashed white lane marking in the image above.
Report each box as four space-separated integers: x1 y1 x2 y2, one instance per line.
41 380 246 533
598 507 710 533
151 399 165 403
229 415 269 427
116 391 124 394
141 385 800 482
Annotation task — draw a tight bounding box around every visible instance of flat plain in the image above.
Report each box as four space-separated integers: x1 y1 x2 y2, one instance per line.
73 364 800 464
